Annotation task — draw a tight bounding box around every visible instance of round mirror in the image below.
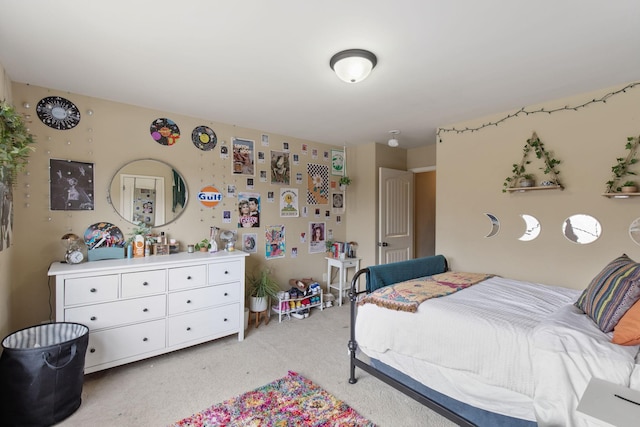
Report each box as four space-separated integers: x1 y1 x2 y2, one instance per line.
562 214 601 244
629 218 640 246
108 159 187 227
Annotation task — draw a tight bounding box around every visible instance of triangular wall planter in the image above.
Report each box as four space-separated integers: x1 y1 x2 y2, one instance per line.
503 131 563 192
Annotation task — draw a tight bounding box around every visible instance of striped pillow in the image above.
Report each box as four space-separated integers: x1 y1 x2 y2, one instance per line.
575 254 640 333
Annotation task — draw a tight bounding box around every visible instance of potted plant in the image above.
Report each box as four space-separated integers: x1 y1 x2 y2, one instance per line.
246 267 280 312
339 176 352 191
0 100 36 186
622 181 638 193
605 136 640 193
518 174 535 188
325 239 335 257
195 238 211 252
247 268 280 312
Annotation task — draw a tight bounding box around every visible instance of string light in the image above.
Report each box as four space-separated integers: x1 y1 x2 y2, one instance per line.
437 82 640 143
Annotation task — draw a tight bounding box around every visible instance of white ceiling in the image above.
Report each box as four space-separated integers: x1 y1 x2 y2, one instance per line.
1 1 639 149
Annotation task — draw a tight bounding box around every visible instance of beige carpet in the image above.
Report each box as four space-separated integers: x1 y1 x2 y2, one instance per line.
58 302 455 427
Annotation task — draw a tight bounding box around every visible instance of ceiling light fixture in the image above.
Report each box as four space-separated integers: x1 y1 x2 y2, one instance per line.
330 49 377 83
388 130 400 147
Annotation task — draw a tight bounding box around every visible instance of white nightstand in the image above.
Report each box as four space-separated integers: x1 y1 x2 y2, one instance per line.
325 257 361 306
577 377 640 427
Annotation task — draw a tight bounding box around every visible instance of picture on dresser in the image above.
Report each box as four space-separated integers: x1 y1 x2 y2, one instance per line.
49 159 94 210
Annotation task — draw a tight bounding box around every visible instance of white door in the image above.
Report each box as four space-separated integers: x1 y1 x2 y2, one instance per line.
120 175 165 225
378 168 414 264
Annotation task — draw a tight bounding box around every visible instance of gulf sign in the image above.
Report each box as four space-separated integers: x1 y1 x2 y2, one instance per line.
198 185 222 207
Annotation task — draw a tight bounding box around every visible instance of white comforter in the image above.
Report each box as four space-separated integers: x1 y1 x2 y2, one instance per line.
355 276 640 424
532 304 640 426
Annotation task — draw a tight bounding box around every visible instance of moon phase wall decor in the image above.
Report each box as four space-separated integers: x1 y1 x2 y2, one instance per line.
192 125 217 151
484 213 500 237
562 214 601 244
630 218 640 246
519 214 541 241
150 118 180 146
36 96 81 130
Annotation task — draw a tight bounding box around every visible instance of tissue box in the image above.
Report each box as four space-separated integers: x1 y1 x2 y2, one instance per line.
88 247 125 261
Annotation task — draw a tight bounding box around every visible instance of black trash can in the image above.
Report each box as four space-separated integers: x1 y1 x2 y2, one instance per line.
0 322 89 427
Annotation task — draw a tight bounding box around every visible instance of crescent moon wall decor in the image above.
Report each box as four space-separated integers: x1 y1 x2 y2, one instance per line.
484 213 500 238
519 214 541 241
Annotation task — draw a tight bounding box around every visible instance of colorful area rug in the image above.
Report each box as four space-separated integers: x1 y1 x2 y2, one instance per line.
170 371 375 426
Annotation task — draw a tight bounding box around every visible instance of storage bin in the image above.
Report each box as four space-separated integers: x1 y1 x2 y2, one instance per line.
0 322 89 426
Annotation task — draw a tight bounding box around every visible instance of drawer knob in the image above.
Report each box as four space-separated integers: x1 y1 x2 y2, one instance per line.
90 316 97 321
186 327 191 331
143 308 148 312
143 337 148 342
186 299 192 304
90 348 96 353
90 288 97 293
142 281 149 286
187 276 192 280
224 292 228 296
224 271 229 274
223 318 228 322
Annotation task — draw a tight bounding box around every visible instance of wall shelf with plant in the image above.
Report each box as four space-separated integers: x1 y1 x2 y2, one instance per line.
503 131 563 193
0 100 36 185
602 135 640 198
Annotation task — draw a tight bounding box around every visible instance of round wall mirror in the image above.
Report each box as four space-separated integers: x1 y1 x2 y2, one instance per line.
108 159 187 227
629 218 640 246
562 214 601 244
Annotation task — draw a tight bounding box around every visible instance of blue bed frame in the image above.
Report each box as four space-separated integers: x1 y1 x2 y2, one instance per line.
347 255 537 427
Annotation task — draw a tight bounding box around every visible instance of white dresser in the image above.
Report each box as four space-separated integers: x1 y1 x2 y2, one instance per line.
48 251 248 374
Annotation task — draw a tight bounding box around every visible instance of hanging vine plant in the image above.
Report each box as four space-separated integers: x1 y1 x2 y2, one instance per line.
502 132 563 192
604 135 640 193
0 100 36 185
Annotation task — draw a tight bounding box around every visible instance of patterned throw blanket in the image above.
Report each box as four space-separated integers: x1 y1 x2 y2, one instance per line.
359 271 495 312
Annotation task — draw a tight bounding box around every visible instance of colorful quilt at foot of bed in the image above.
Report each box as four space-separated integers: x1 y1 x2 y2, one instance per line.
359 271 495 312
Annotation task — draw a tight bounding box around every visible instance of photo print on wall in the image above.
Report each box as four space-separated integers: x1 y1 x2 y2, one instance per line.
49 159 94 210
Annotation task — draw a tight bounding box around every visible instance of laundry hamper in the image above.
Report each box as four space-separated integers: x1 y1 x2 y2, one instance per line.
0 322 89 426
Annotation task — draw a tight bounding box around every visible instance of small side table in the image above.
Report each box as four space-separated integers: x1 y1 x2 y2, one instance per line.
326 257 361 306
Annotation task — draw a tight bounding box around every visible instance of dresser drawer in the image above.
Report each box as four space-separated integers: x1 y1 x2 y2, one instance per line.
65 275 118 306
209 260 241 284
168 283 239 315
167 304 239 347
85 319 166 369
65 294 166 330
168 265 207 291
121 269 166 297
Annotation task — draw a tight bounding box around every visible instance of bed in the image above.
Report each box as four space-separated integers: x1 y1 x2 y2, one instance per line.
348 254 640 426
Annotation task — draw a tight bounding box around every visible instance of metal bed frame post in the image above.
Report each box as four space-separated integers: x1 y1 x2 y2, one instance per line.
347 267 476 427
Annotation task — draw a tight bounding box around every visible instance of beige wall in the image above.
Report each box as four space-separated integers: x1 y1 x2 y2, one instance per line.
0 63 13 339
407 144 436 170
5 82 348 331
415 171 436 258
347 142 407 272
436 82 640 289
